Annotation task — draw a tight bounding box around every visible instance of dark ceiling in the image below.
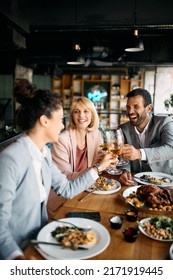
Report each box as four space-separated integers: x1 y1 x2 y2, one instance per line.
1 0 173 73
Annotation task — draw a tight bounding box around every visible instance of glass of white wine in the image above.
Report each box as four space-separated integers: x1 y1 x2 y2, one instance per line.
106 128 124 175
98 127 110 154
116 130 129 168
99 142 109 153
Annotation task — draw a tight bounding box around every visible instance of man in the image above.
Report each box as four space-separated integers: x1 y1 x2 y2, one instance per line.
118 88 173 185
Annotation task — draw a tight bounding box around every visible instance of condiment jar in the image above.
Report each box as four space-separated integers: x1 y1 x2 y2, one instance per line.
122 227 139 242
125 209 138 222
109 215 124 229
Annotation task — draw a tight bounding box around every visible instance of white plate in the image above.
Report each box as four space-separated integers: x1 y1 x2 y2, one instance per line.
169 244 173 260
138 218 173 242
36 218 110 259
122 186 140 199
134 172 173 187
87 178 121 195
122 186 142 208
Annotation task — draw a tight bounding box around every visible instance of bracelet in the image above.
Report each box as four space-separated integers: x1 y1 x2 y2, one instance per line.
93 163 102 175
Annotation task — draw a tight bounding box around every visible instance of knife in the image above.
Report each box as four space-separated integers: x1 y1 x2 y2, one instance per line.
78 189 96 201
31 239 88 250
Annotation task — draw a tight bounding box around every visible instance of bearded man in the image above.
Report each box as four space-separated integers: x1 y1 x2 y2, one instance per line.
118 88 173 185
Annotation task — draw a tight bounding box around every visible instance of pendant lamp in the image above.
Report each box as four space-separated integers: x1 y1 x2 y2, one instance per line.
67 43 85 65
125 0 144 52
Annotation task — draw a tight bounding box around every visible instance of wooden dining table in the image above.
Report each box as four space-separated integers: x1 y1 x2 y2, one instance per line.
24 172 173 260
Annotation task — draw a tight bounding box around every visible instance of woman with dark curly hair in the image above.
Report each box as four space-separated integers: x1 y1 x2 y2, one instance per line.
0 79 117 260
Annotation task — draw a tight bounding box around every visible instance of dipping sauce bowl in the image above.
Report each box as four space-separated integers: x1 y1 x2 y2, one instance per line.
109 215 124 229
125 209 138 222
122 227 139 242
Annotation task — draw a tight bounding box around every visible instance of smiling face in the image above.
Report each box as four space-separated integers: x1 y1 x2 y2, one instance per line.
72 101 93 130
126 95 152 131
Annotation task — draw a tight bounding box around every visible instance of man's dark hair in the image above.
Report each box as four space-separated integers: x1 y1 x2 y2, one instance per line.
127 88 152 107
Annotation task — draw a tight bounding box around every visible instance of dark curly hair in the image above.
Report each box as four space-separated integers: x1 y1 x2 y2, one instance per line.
14 79 62 131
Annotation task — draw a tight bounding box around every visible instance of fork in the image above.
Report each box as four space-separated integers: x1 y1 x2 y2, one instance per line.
51 219 92 232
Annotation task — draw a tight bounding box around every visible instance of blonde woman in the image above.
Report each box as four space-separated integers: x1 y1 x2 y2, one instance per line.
52 96 103 180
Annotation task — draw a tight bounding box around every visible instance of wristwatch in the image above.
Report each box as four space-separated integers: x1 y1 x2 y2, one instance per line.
93 163 102 175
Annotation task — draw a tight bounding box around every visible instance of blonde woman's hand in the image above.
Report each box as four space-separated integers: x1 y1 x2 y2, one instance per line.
99 152 118 172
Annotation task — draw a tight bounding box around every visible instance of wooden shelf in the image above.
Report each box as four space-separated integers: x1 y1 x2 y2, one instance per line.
52 71 144 127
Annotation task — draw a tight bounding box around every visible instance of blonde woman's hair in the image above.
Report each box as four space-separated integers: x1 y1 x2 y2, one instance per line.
68 96 99 131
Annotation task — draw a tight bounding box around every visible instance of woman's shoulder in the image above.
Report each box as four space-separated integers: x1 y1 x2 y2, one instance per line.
86 129 102 141
57 129 75 147
87 129 100 135
0 137 31 168
59 129 71 140
1 136 27 155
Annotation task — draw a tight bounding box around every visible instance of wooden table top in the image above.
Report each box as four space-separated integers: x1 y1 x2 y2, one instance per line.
24 174 173 260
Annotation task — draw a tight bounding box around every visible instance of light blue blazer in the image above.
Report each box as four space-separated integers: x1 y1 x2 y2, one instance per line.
0 136 96 259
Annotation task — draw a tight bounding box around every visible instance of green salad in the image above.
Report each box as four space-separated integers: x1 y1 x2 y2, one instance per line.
149 216 173 235
138 216 173 240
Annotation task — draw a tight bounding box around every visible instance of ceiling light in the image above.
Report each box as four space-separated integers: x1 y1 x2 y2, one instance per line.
67 55 85 65
67 43 85 65
67 60 84 65
125 29 144 52
73 43 81 51
125 0 144 52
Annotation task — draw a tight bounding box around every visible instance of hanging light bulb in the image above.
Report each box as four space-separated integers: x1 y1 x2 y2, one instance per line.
67 42 85 65
125 0 144 52
73 43 81 51
125 28 144 52
67 2 85 65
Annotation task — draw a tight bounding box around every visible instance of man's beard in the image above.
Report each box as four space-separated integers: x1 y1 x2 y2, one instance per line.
128 113 147 127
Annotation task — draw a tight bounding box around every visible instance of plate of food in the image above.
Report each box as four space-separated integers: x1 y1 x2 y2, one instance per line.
122 185 173 213
36 218 110 259
169 244 173 260
138 216 173 242
133 172 173 187
87 176 121 195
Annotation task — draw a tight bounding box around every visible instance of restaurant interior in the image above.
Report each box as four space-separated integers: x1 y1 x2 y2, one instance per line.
0 0 173 260
1 1 173 138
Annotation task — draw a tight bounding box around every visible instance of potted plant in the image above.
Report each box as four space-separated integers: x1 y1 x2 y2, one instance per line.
164 94 173 110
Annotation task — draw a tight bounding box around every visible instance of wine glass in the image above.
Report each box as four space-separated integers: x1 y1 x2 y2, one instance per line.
98 128 110 154
116 130 129 168
106 128 124 175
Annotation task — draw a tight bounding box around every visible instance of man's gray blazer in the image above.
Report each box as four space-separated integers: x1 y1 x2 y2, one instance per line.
120 115 173 174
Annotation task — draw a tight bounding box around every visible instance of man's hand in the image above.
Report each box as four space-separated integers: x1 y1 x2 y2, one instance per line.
122 144 142 161
118 170 136 186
